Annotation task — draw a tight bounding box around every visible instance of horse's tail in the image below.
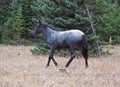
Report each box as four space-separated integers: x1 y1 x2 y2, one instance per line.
81 35 89 68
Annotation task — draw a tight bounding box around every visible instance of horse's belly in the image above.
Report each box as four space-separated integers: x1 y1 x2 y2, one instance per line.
57 40 81 50
57 42 69 49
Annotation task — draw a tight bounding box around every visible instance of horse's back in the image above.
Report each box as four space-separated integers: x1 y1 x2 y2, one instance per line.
57 30 85 46
67 30 84 35
65 30 85 41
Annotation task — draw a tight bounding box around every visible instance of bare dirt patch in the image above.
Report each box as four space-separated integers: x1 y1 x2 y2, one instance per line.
0 45 120 87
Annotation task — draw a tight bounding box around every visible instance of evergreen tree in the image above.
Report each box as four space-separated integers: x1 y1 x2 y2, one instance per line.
1 0 120 46
0 0 11 25
1 0 20 43
1 18 12 43
21 0 34 38
32 0 89 31
92 0 120 43
0 0 11 42
12 5 24 40
2 0 34 43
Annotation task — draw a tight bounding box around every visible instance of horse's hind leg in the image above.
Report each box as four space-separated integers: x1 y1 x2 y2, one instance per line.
46 47 58 67
51 57 58 66
46 57 51 66
82 45 89 68
65 48 75 67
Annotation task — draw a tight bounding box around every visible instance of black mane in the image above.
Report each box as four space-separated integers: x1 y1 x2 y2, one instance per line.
41 21 61 31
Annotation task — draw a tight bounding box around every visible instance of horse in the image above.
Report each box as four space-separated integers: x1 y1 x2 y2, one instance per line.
32 21 89 68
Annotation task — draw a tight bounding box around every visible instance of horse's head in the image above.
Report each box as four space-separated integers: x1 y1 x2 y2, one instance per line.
31 21 46 36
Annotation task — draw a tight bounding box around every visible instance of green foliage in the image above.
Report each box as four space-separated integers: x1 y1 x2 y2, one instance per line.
0 0 120 56
12 5 24 40
93 0 120 44
21 0 34 38
30 43 49 55
31 0 89 30
1 18 12 43
0 0 11 25
0 0 11 43
31 0 120 56
1 0 34 44
1 0 21 43
31 0 90 56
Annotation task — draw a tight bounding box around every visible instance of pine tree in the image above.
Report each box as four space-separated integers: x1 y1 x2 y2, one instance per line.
32 0 89 31
92 0 120 42
2 0 34 43
0 0 11 25
21 0 34 38
12 5 24 40
1 18 12 43
0 0 11 42
1 0 20 43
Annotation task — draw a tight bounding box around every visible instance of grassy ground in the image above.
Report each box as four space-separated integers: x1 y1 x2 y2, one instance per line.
0 45 120 87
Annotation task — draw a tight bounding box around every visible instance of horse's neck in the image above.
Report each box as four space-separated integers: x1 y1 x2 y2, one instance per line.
42 27 57 40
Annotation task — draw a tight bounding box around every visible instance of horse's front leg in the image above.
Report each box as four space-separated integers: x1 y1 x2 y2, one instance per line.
46 47 58 67
65 48 75 67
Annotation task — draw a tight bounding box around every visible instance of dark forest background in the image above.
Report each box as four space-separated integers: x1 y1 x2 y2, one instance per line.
0 0 120 55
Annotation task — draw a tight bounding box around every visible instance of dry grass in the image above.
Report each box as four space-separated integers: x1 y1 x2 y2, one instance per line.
0 44 120 87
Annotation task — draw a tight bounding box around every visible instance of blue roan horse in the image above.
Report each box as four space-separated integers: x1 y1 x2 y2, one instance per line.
32 21 89 68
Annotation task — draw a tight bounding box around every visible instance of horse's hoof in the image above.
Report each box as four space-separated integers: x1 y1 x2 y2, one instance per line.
65 66 67 68
65 64 69 68
54 62 58 66
45 64 49 68
85 65 89 69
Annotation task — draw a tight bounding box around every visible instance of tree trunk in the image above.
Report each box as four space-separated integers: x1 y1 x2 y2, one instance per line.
83 2 102 57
